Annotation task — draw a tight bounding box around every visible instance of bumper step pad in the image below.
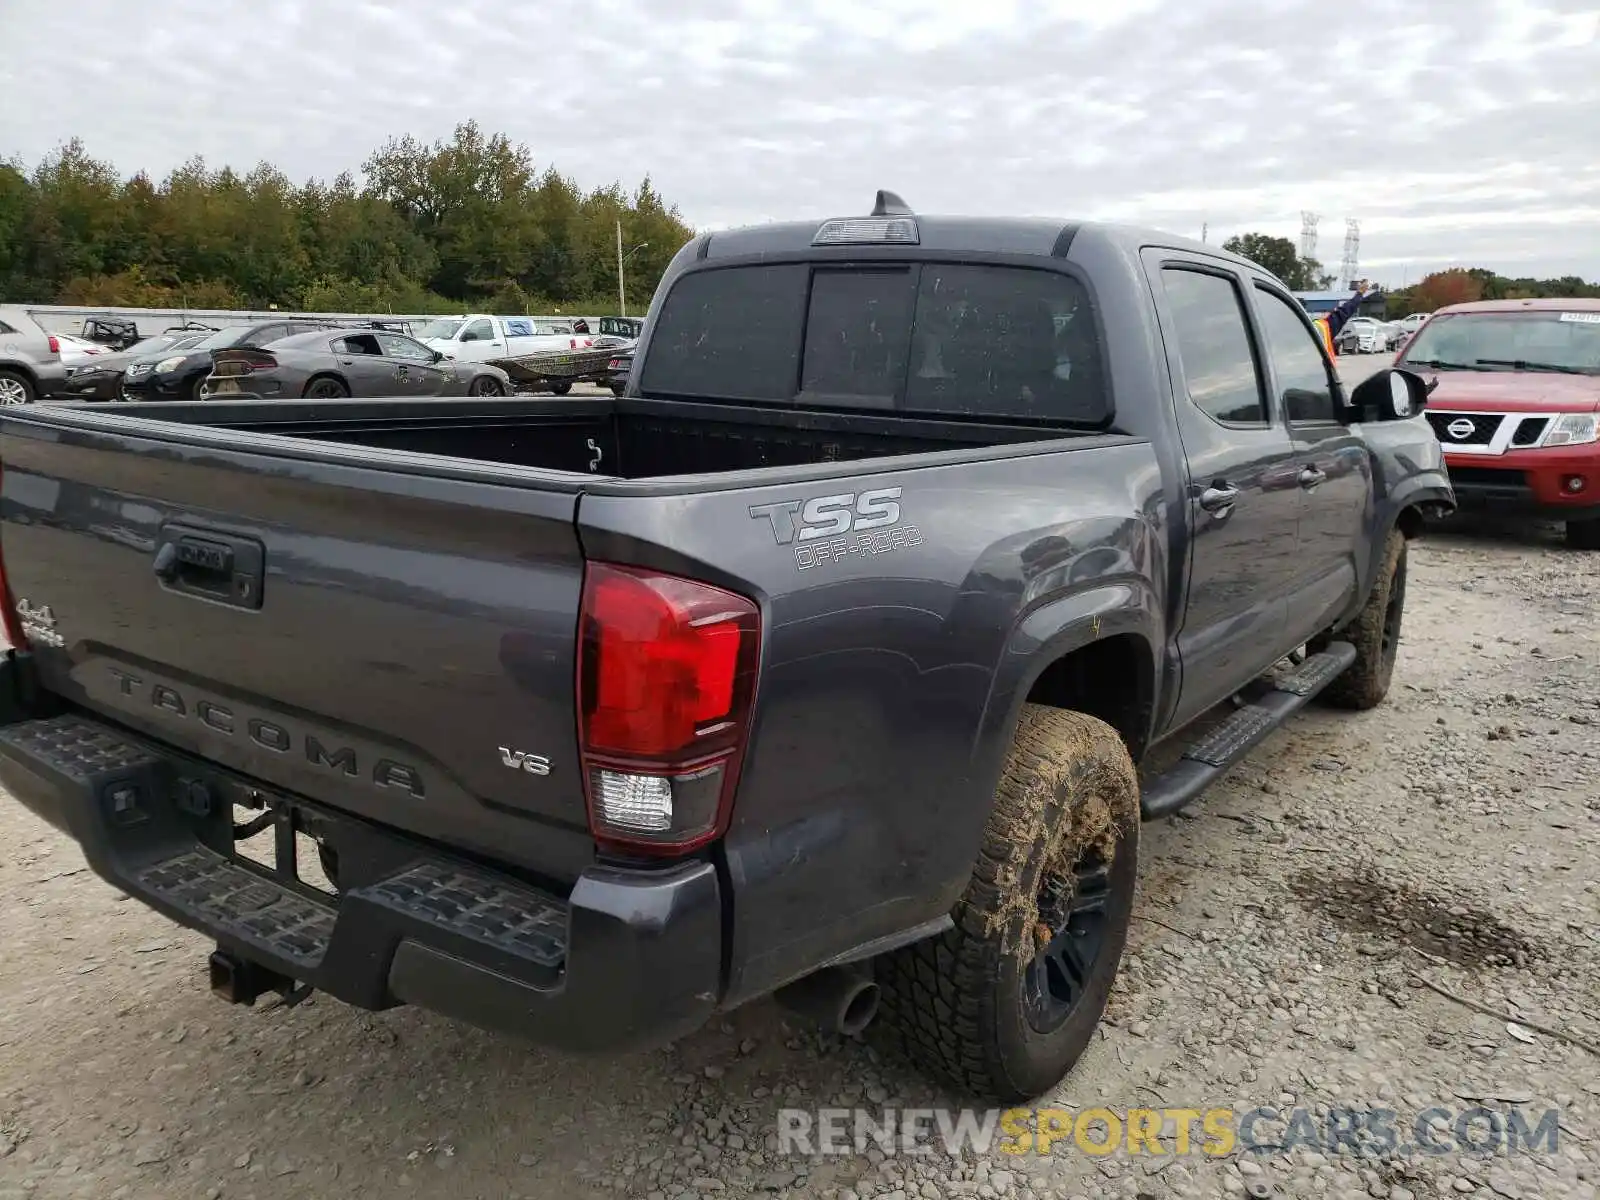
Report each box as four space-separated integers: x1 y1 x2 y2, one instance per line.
141 848 335 970
356 862 567 969
0 713 569 974
0 714 159 782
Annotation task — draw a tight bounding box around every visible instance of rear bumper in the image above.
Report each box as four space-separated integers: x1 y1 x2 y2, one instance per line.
31 360 69 398
0 663 723 1053
1444 447 1600 520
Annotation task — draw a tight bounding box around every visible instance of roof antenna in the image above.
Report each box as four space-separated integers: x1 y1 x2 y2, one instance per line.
871 190 913 217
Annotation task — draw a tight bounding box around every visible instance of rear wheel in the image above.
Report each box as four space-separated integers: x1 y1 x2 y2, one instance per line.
1311 527 1407 709
303 376 350 399
468 375 505 396
1567 518 1600 550
0 370 35 406
874 706 1140 1102
548 381 572 396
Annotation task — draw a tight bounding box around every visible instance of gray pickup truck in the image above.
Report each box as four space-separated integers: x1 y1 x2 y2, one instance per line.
0 193 1453 1102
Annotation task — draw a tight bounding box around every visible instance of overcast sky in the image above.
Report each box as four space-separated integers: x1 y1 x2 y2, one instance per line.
3 0 1597 285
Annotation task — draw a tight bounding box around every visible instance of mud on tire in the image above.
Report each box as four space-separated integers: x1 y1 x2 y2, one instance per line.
1311 527 1407 710
873 706 1139 1103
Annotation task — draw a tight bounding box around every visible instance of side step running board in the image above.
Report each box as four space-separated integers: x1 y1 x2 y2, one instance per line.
1140 641 1356 820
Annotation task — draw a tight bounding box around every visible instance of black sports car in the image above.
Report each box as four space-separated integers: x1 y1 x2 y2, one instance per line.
123 319 345 401
59 331 212 401
204 328 514 399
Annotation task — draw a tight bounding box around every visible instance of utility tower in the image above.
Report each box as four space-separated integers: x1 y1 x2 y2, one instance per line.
1299 212 1319 263
1339 219 1361 289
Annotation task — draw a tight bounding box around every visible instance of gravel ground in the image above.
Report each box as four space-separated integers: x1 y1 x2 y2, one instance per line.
2 511 1597 1200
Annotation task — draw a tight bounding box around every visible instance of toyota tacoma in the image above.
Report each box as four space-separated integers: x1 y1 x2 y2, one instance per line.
0 193 1452 1102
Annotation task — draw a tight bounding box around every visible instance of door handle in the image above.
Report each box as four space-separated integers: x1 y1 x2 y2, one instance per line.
1298 465 1327 490
1199 484 1240 514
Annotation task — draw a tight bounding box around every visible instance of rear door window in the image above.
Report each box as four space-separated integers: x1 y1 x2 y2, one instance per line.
641 262 1110 424
1159 268 1268 426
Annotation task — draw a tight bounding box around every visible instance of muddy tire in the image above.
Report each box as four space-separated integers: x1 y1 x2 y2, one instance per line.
874 706 1139 1103
1567 518 1600 551
1312 527 1407 710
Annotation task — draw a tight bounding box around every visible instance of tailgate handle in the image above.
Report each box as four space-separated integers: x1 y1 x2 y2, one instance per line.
154 526 265 610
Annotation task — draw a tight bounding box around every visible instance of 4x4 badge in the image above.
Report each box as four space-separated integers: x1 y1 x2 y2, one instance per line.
15 599 65 648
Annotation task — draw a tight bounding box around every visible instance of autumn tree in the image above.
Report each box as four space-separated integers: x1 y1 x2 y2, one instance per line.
1410 269 1484 312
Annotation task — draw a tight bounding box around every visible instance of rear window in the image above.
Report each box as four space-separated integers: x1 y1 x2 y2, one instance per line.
640 262 1110 425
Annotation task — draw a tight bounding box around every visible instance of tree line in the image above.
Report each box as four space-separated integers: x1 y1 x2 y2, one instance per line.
0 122 695 315
1220 231 1600 316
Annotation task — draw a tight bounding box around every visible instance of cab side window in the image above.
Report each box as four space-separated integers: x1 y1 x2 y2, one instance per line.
1254 286 1338 424
1160 268 1267 426
461 319 495 342
375 332 433 361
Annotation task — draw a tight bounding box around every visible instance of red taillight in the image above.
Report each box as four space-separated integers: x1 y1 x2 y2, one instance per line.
47 335 59 355
0 466 25 648
578 562 760 856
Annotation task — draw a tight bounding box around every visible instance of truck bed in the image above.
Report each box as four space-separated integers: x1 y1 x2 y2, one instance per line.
91 395 1089 479
0 397 1123 897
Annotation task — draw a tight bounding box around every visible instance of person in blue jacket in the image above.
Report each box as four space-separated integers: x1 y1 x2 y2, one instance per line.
1312 281 1376 357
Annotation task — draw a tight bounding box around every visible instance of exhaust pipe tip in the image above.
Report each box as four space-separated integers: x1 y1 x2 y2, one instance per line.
838 979 881 1037
774 965 881 1037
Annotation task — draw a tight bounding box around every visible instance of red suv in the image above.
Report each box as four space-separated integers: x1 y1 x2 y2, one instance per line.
1397 298 1600 549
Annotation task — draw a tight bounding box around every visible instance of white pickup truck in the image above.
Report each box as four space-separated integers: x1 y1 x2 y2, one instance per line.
414 315 596 363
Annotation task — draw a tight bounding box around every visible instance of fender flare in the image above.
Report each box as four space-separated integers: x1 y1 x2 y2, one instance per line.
973 580 1163 780
1333 473 1452 631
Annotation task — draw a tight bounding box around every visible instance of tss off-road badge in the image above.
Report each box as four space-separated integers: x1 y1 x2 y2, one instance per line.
749 487 924 571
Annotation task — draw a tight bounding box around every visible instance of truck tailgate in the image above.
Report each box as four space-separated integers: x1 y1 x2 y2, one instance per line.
0 411 595 884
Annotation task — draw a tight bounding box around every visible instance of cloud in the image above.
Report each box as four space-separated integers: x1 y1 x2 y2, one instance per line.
1 0 1596 281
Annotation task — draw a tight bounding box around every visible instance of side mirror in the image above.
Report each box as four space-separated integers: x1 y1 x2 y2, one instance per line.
431 350 445 363
1348 367 1432 422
